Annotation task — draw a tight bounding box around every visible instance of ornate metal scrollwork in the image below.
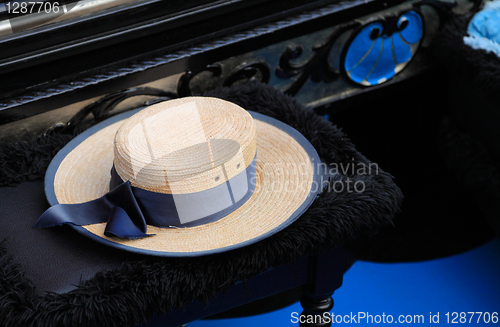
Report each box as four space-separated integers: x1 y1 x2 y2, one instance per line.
62 87 176 133
64 61 271 131
177 64 223 97
276 23 359 96
177 61 271 96
271 4 437 90
224 62 271 87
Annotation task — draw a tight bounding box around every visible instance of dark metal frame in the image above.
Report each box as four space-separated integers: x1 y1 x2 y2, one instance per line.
0 0 310 73
0 0 466 143
0 0 407 125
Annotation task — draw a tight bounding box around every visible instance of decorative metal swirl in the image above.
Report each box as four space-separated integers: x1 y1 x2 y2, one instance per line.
224 62 271 87
276 23 359 96
61 87 176 133
177 61 271 96
177 65 223 97
64 62 271 131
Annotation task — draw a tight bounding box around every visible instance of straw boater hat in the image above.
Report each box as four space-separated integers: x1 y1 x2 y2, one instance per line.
35 97 322 256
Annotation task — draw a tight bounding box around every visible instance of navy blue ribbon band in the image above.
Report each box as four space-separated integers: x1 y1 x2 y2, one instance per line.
34 156 257 239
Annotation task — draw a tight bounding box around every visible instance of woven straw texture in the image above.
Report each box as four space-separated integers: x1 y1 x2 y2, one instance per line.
114 97 257 194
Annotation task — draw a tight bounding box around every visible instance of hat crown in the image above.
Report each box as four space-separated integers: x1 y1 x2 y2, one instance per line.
113 97 257 194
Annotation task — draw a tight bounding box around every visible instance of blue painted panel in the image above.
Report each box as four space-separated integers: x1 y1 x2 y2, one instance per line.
393 33 413 64
399 11 423 44
344 11 423 85
345 22 384 84
365 37 396 85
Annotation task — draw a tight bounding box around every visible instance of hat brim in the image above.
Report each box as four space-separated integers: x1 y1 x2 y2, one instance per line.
45 107 322 257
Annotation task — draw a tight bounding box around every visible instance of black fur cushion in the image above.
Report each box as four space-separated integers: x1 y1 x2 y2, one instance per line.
0 82 402 327
433 15 500 104
433 14 500 237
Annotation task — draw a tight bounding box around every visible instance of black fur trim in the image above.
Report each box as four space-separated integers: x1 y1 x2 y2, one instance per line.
0 123 93 187
432 14 500 104
0 82 402 327
0 133 73 187
432 13 500 236
0 240 37 325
